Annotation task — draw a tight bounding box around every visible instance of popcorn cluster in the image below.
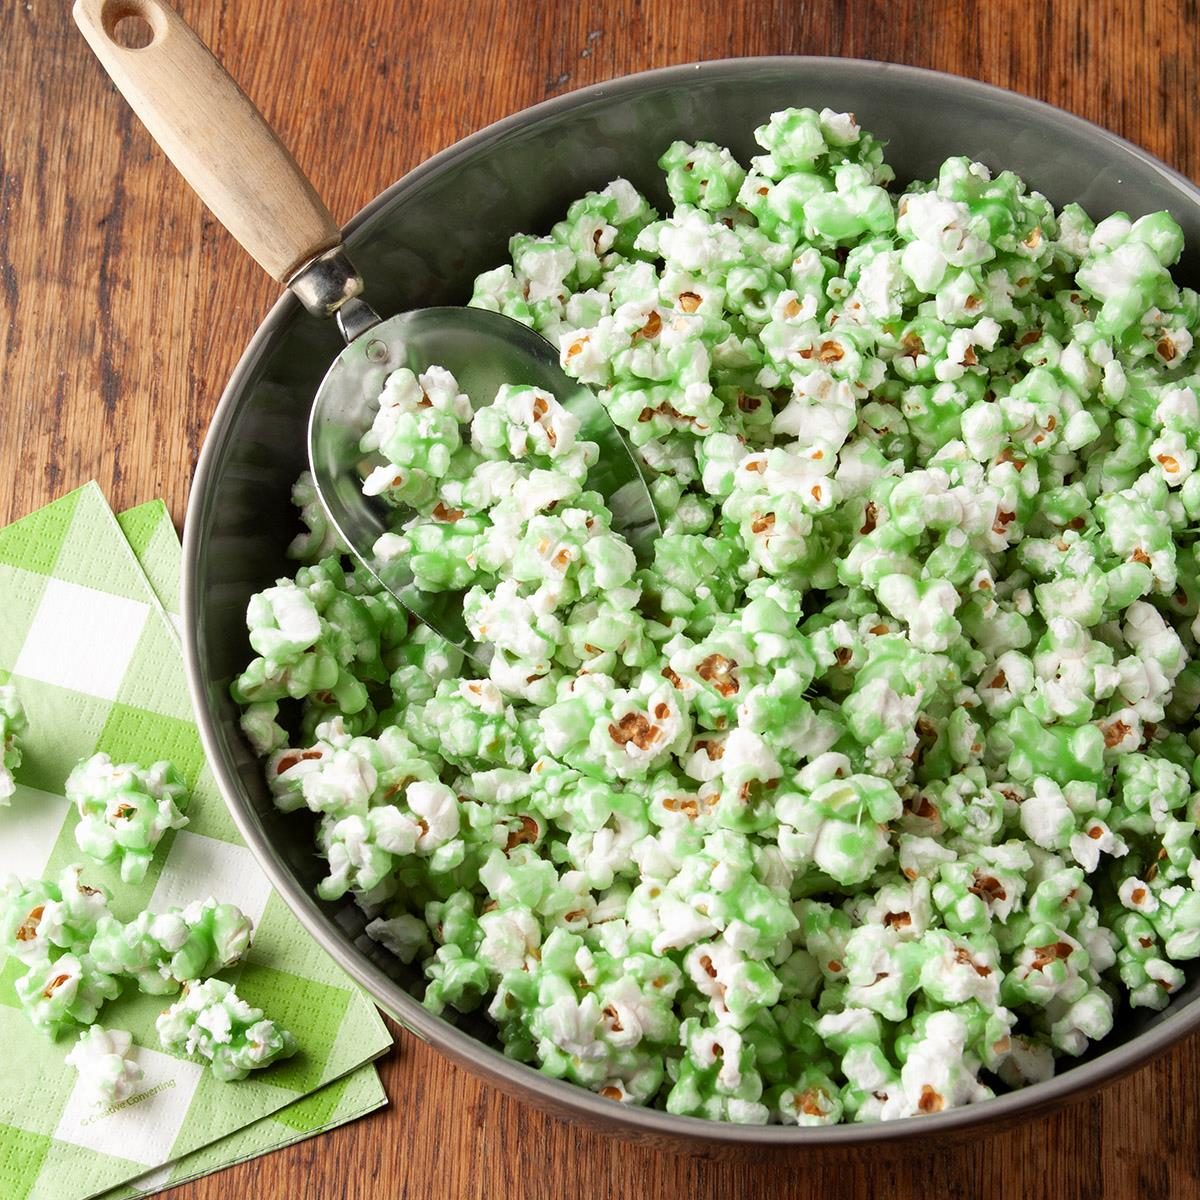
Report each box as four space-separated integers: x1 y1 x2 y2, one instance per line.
156 978 298 1083
65 1025 143 1111
235 108 1200 1125
0 867 252 1035
66 753 190 884
0 865 293 1083
0 684 27 804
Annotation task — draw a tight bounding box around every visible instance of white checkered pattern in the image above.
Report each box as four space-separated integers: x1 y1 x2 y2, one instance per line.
14 579 149 700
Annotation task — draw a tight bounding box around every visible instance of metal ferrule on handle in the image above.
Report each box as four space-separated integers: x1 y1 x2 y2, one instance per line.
286 245 380 338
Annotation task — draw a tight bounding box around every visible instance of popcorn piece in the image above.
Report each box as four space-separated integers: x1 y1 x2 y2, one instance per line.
15 953 120 1039
90 897 253 995
0 685 27 803
66 754 189 884
156 978 298 1082
0 865 110 963
65 1026 144 1111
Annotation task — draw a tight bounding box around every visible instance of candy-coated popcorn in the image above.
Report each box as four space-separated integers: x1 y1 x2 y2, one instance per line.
0 684 27 803
65 1026 144 1110
0 864 110 963
231 106 1200 1127
14 953 120 1039
156 978 297 1082
66 754 190 884
89 897 253 995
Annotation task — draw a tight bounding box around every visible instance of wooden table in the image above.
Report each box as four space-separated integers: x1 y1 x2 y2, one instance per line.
3 0 1199 1196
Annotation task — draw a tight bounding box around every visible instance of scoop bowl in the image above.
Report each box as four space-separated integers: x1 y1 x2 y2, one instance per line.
309 305 659 650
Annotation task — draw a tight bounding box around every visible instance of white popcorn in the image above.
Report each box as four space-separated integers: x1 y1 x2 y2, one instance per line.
878 1011 991 1120
1020 778 1074 850
406 781 461 851
1117 876 1159 914
65 1026 144 1112
478 907 541 975
365 913 428 963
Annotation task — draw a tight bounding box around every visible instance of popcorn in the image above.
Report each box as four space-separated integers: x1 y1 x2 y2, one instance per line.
14 952 120 1039
65 753 190 884
156 978 297 1082
231 107 1200 1127
0 684 27 803
90 897 253 995
65 1026 144 1111
1 864 110 963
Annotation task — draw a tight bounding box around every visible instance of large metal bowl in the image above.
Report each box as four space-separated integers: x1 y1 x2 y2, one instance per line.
183 57 1200 1148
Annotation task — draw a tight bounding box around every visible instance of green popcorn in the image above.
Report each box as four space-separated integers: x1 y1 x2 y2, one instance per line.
1112 752 1191 832
230 107 1200 1126
1145 883 1200 960
372 400 464 480
90 897 253 995
554 778 650 889
66 754 189 884
840 925 926 1021
841 637 934 760
835 1038 899 1122
777 770 902 887
752 107 854 178
239 700 288 757
875 574 961 652
1075 216 1178 337
406 678 528 771
1111 907 1185 1009
997 707 1106 786
666 1018 768 1124
471 264 535 326
0 683 27 803
232 563 380 710
472 383 586 465
0 864 110 963
659 140 747 212
426 889 483 952
478 845 561 912
244 580 323 662
316 808 409 900
771 1066 845 1126
641 532 743 631
917 930 1002 1011
541 672 691 782
287 470 348 562
65 1025 144 1111
931 842 1031 933
1045 986 1114 1055
270 722 439 819
683 941 783 1028
634 207 744 279
1001 926 1088 1008
423 943 490 1015
803 163 895 246
15 953 120 1039
878 1009 992 1119
156 978 298 1082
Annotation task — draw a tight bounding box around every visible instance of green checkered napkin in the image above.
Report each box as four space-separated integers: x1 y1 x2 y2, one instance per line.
105 501 387 1200
0 484 392 1200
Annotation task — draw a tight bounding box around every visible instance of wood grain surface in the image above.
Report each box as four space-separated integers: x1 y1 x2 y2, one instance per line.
3 1 1199 1197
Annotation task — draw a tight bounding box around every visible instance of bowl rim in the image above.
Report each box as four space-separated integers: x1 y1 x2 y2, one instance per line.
183 54 1200 1145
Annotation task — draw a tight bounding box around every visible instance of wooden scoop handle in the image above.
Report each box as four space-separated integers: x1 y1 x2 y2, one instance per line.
73 0 340 282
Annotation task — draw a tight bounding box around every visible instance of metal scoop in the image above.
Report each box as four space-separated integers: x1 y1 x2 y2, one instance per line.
74 0 658 651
